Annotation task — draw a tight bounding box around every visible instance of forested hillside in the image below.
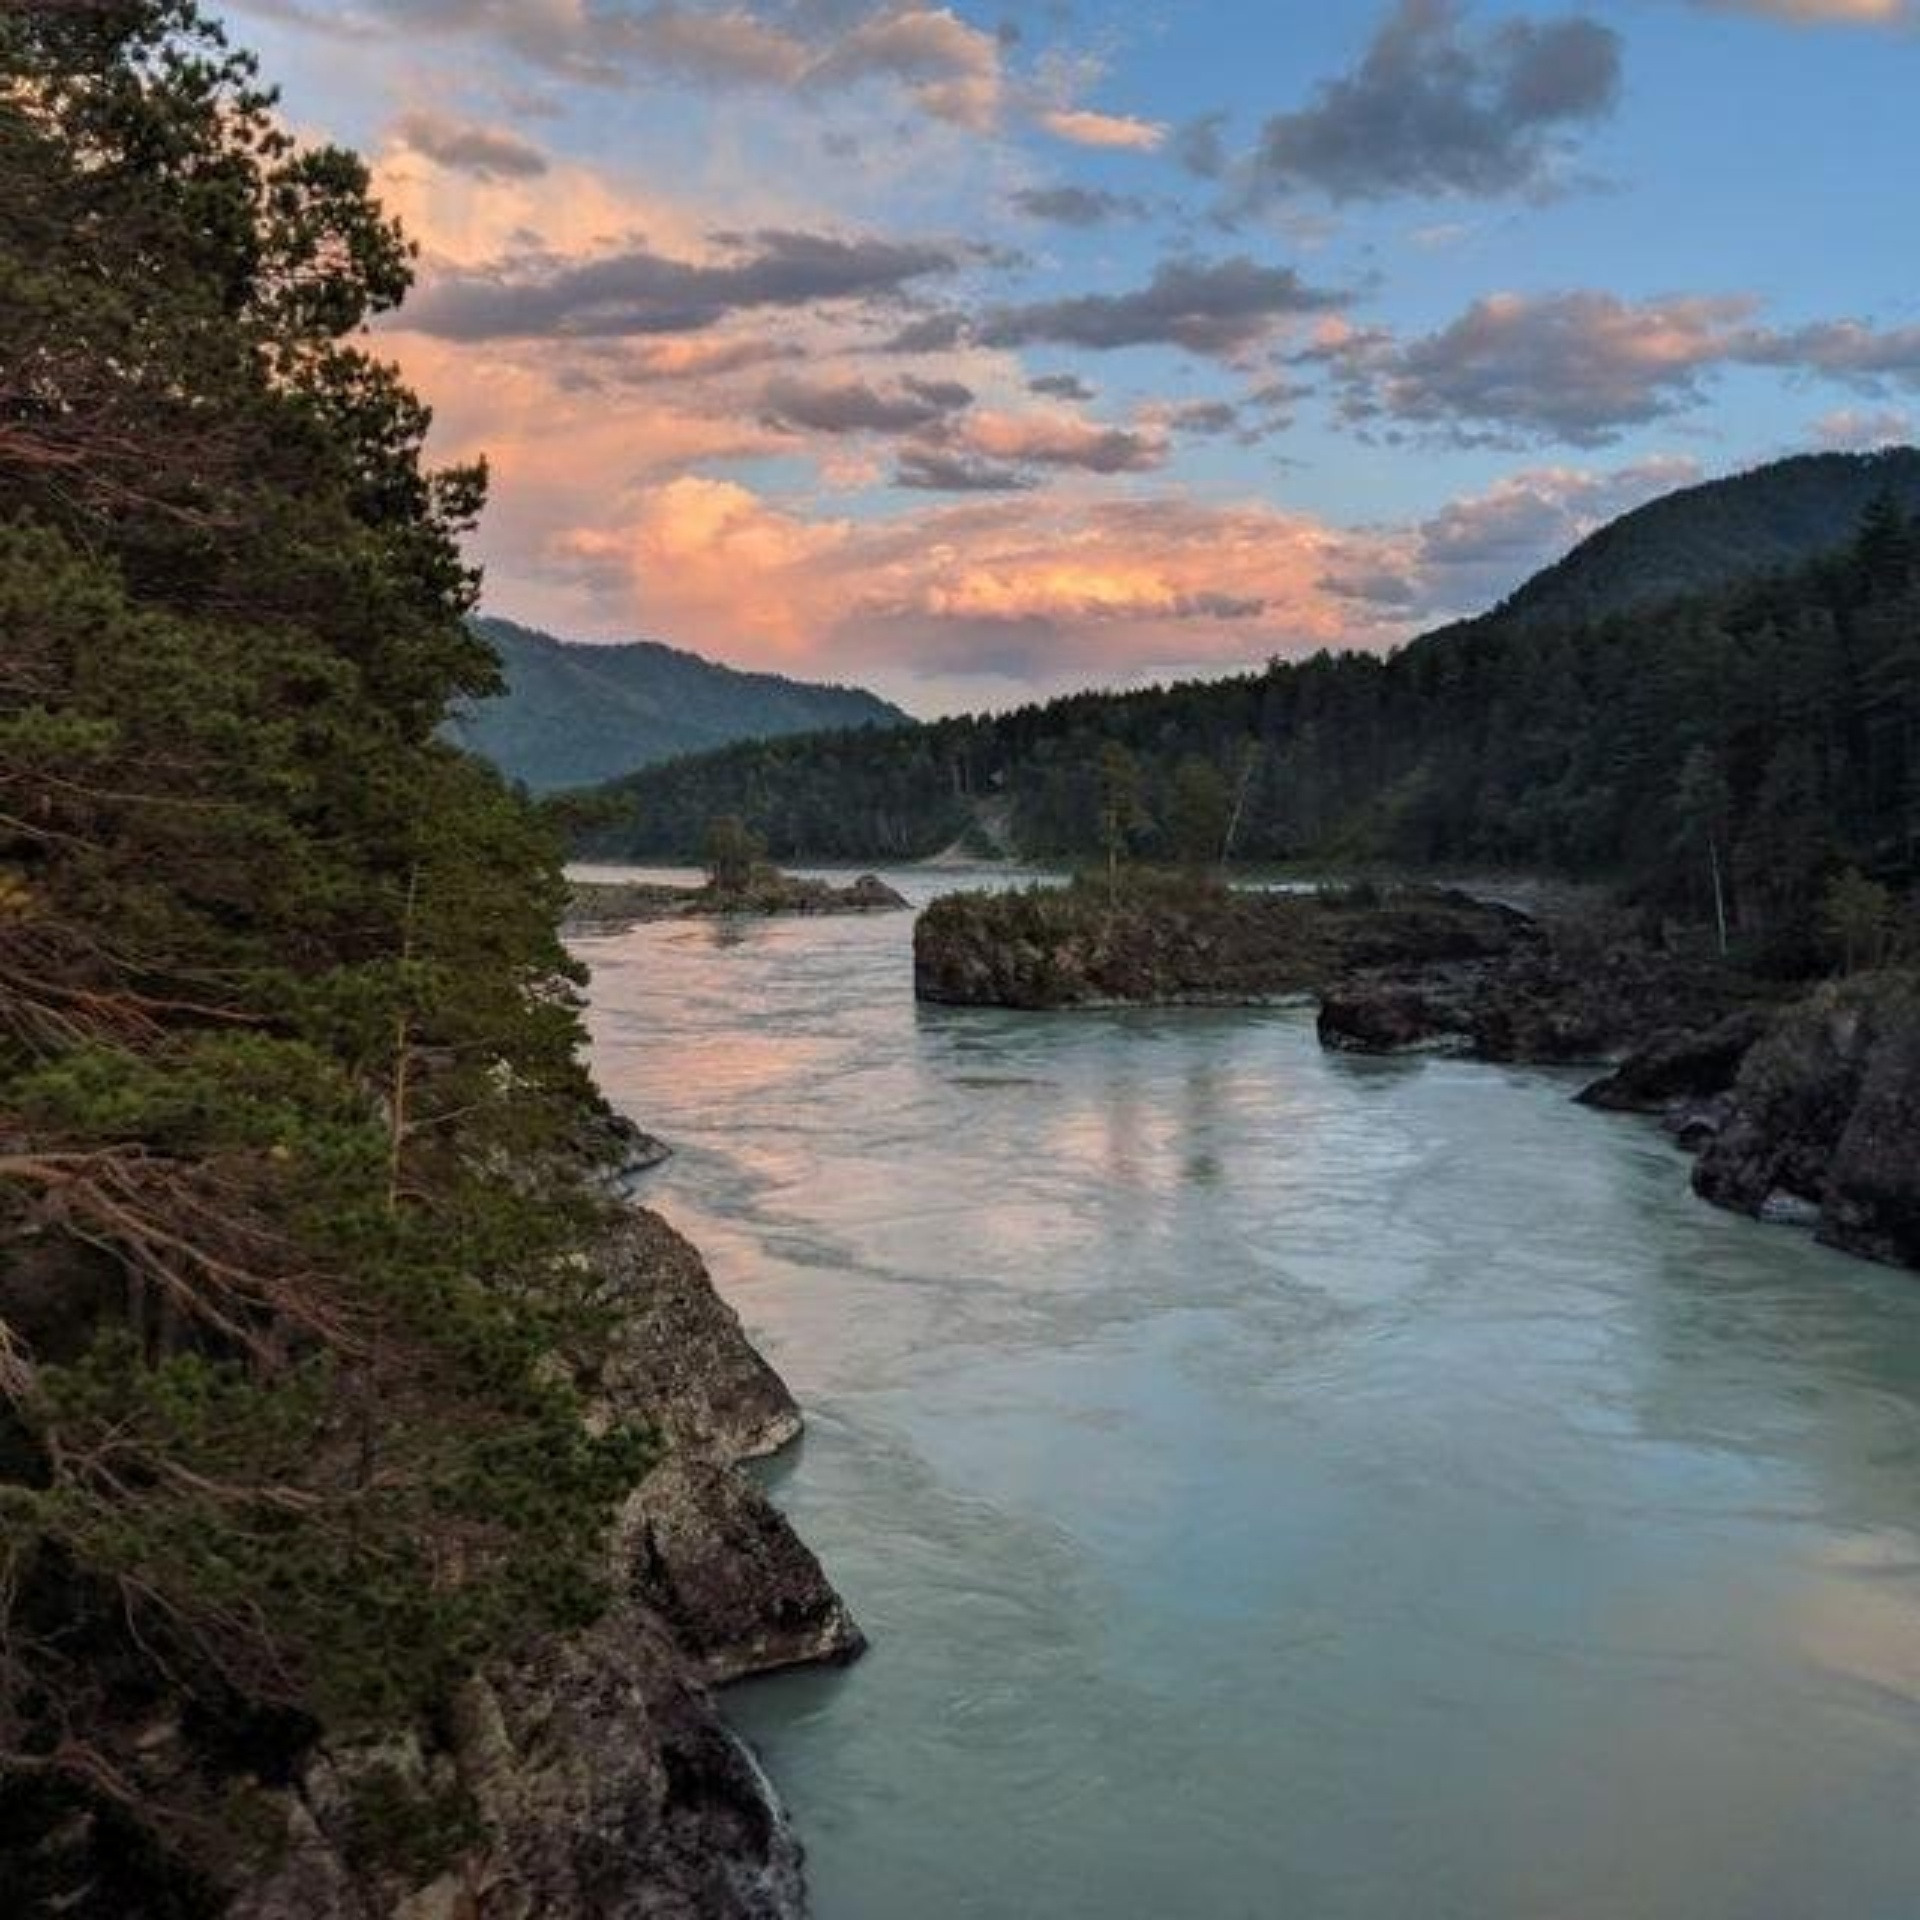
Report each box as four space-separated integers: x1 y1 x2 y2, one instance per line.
450 616 906 791
582 470 1920 957
1497 449 1920 630
0 5 642 1896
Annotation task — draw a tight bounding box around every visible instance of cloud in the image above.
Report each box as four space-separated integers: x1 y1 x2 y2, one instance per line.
814 6 1005 127
1746 318 1920 381
1357 290 1749 443
1174 112 1231 179
1810 407 1915 450
1028 372 1096 401
1694 0 1911 22
560 336 804 384
553 477 1373 685
1008 185 1146 226
237 1 1009 126
1036 107 1168 151
1319 456 1700 617
750 373 1165 477
880 310 972 353
959 409 1167 474
982 255 1344 359
894 449 1037 492
391 108 549 179
1413 456 1699 572
760 372 971 434
1166 400 1240 436
371 134 720 270
404 228 957 339
1241 0 1620 204
401 312 1711 699
1319 290 1920 445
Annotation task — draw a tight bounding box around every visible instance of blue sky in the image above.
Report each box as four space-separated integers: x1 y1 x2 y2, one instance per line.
225 0 1920 711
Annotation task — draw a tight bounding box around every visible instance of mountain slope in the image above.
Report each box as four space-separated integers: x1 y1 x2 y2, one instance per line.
450 615 909 790
1495 447 1920 630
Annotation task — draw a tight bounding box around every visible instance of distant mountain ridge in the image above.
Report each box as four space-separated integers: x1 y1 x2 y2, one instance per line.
1491 447 1920 632
449 616 909 791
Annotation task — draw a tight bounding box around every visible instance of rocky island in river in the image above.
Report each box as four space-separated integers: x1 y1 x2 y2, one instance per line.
569 870 908 930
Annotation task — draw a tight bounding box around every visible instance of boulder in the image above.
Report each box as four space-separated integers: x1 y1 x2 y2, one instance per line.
583 1209 802 1461
444 1611 806 1920
622 1457 865 1684
840 874 908 912
1316 977 1474 1053
1576 1009 1773 1112
913 880 1531 1012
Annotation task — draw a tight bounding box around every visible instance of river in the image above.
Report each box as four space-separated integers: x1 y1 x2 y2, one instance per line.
573 866 1920 1920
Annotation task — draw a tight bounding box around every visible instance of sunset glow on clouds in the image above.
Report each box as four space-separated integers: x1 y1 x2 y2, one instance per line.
228 0 1920 711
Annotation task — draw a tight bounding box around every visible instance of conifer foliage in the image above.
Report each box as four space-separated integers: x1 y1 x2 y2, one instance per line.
0 0 643 1877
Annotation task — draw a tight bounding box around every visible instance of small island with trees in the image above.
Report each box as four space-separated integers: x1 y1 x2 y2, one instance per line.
567 816 908 928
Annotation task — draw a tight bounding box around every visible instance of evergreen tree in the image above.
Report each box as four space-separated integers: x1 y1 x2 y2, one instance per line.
1167 755 1231 871
1824 869 1896 974
1096 741 1148 904
702 814 764 894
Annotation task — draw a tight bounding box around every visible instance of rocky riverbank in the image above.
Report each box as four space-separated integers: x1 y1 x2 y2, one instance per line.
915 877 1920 1275
227 1207 861 1920
1314 921 1767 1063
1317 936 1920 1275
1310 923 1920 1272
569 872 907 929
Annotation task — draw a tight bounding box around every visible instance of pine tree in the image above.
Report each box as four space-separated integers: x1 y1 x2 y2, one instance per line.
1167 755 1231 871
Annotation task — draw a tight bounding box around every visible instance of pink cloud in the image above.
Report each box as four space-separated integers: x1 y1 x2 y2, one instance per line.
539 477 1390 685
1696 0 1910 22
1036 107 1168 151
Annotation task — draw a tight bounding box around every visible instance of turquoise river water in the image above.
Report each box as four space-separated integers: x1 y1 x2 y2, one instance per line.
573 866 1920 1920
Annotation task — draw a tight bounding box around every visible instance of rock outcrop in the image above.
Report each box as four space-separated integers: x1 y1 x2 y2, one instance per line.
573 1100 673 1195
1318 932 1760 1067
623 1458 865 1684
224 1208 858 1919
911 876 1920 1278
1575 1009 1774 1115
584 1208 803 1460
913 879 1529 1011
1692 974 1920 1269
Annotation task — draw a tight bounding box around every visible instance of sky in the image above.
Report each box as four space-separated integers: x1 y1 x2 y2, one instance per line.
222 0 1920 714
